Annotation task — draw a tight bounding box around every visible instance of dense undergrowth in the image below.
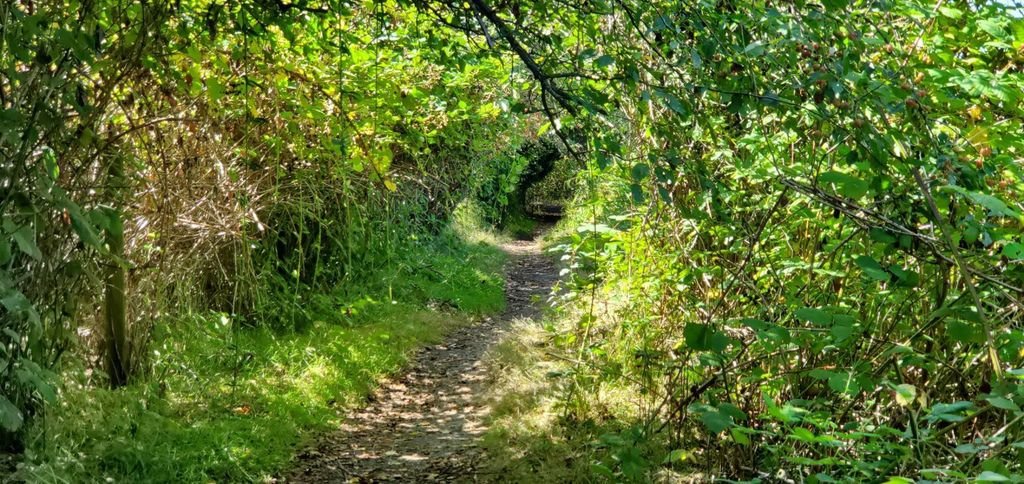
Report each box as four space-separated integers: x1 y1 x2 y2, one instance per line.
0 0 548 480
6 0 1024 482
473 0 1024 480
13 207 507 482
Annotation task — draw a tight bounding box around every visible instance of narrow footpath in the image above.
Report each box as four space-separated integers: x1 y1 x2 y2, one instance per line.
288 228 557 482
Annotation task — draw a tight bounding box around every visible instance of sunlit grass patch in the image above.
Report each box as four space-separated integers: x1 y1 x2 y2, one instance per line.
480 292 672 483
15 218 507 483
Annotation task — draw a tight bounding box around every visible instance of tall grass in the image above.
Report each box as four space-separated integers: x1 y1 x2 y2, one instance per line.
13 209 507 483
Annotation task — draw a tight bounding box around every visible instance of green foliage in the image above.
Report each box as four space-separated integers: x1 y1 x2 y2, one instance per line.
1 0 525 448
455 0 1024 480
6 0 1024 480
475 135 565 237
13 217 506 482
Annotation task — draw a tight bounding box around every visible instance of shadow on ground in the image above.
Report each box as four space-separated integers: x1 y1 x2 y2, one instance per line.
288 225 558 482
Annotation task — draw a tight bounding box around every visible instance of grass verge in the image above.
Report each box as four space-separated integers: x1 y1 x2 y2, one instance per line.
479 217 679 483
12 215 507 483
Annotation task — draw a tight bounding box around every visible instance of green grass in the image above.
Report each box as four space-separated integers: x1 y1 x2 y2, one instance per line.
14 217 508 483
478 262 678 482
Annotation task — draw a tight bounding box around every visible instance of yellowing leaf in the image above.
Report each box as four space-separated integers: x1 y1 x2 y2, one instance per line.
967 105 983 121
894 383 917 407
966 126 988 147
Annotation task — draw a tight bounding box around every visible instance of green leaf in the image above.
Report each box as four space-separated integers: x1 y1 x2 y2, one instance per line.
819 171 869 199
885 478 914 484
631 163 650 180
795 307 832 326
944 186 1020 219
12 225 41 260
1002 243 1023 260
895 384 917 407
955 443 987 454
947 320 985 344
854 255 889 281
15 367 56 404
630 184 646 204
828 372 860 395
927 401 974 423
0 239 10 265
654 89 687 115
700 410 732 433
589 463 615 479
595 54 615 68
730 427 750 446
0 395 23 432
537 122 551 136
718 403 746 422
42 148 59 180
207 77 226 102
975 471 1010 482
64 202 102 250
986 396 1020 412
820 0 848 11
662 449 693 463
684 324 729 352
790 427 815 442
744 42 765 57
938 6 963 18
977 19 1009 41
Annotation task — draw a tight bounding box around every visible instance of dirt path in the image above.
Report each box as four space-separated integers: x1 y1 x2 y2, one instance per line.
288 230 557 482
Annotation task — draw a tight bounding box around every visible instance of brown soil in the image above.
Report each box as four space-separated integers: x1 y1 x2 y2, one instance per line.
287 229 557 483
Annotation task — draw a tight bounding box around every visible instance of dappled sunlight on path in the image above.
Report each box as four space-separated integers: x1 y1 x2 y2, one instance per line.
288 227 558 482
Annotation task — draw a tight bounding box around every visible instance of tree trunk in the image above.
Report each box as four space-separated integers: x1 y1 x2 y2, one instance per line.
103 210 129 388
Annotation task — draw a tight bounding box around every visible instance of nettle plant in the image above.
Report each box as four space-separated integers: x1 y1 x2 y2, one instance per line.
424 0 1024 479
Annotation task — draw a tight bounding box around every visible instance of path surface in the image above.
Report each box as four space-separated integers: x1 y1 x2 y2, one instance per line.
288 230 557 482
